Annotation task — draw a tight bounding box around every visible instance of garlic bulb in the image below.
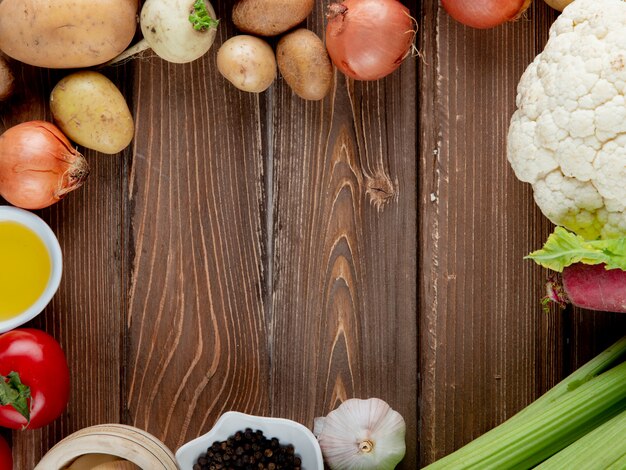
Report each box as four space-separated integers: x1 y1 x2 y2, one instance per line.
314 398 406 470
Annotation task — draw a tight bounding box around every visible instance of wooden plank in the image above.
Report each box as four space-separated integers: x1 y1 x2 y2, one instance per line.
1 63 127 467
569 308 626 370
419 1 626 466
269 2 418 468
124 12 270 450
419 0 559 464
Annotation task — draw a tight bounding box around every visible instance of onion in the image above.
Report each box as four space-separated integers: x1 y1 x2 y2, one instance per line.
441 0 532 29
325 0 416 81
0 121 89 209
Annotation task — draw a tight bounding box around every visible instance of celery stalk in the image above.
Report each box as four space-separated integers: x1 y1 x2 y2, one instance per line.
536 409 626 469
424 336 626 470
607 454 626 470
513 335 626 419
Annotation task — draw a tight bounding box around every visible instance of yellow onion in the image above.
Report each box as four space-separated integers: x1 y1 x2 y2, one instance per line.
325 0 416 81
442 0 532 29
0 121 89 209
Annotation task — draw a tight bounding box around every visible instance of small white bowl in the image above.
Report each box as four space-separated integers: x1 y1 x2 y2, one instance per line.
0 206 62 333
176 412 324 470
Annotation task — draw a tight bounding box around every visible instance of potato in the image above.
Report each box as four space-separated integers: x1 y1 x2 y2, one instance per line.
50 71 134 154
232 0 314 36
0 0 138 68
217 36 277 93
0 56 14 101
277 29 333 101
544 0 573 11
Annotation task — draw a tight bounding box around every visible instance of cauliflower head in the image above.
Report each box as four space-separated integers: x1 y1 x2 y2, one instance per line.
507 0 626 240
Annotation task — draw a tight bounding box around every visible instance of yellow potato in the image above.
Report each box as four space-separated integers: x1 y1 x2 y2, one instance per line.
544 0 573 11
50 71 134 154
277 29 333 101
217 36 277 93
232 0 314 36
0 0 138 68
0 56 14 101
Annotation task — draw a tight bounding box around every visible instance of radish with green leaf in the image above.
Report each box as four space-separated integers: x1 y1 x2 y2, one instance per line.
111 0 219 64
528 227 626 313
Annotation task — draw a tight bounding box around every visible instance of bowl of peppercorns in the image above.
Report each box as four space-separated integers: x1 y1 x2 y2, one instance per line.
175 411 324 470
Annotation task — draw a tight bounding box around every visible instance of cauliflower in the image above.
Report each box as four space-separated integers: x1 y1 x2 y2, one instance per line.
507 0 626 240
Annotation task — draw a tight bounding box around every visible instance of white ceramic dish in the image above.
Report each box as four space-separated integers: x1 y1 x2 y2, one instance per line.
34 423 178 469
176 412 324 470
0 206 62 333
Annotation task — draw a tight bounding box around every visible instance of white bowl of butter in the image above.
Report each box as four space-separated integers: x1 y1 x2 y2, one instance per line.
0 206 62 333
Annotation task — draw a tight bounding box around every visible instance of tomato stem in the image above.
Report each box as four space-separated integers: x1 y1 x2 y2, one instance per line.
0 372 31 424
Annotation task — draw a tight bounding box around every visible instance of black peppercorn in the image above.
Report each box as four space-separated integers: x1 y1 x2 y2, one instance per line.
193 428 303 469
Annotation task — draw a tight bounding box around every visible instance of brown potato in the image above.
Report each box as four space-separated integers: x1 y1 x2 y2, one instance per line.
543 0 572 11
0 56 14 101
217 36 277 93
0 0 138 68
50 71 134 154
277 29 333 101
232 0 314 37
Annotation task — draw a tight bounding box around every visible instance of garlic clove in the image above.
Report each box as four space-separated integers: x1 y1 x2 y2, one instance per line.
313 416 326 436
315 398 406 470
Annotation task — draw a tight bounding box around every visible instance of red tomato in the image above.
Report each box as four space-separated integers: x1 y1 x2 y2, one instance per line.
0 329 70 429
0 435 11 470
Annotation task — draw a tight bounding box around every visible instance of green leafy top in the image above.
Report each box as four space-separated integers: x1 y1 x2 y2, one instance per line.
189 0 219 32
0 372 31 424
526 226 626 272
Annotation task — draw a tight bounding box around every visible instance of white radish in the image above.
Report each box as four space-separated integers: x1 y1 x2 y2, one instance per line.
111 0 218 64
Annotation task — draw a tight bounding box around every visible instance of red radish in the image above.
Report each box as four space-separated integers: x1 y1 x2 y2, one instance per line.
556 263 626 313
529 228 626 312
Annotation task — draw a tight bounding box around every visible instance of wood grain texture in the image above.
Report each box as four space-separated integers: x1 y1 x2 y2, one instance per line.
4 0 626 468
419 1 626 466
268 2 418 469
125 15 270 449
1 63 129 467
125 0 419 461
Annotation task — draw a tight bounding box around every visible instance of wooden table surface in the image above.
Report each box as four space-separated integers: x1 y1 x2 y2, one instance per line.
1 0 626 468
